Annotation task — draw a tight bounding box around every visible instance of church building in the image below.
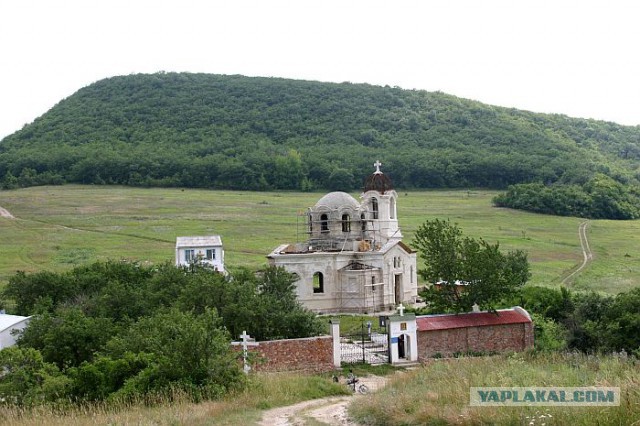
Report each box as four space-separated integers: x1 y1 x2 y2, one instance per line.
267 161 418 313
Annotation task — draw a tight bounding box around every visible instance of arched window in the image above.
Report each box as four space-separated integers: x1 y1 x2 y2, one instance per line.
371 198 379 219
320 214 329 233
308 213 313 234
360 213 366 231
313 272 324 293
390 196 396 219
341 214 351 232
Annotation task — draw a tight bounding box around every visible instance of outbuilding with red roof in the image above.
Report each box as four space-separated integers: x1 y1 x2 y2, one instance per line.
416 307 534 358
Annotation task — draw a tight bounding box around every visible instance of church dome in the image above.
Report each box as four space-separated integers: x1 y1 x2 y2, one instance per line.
314 191 360 210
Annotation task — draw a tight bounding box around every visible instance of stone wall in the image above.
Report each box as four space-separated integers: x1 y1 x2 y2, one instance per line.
417 322 534 358
242 335 335 372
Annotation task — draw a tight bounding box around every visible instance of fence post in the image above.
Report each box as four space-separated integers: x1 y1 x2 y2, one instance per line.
361 321 366 363
330 318 341 368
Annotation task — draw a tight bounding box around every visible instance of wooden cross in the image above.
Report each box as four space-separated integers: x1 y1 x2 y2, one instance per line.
374 160 382 174
397 303 405 316
231 330 259 374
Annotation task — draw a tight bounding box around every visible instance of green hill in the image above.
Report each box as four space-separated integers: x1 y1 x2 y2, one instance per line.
1 72 639 191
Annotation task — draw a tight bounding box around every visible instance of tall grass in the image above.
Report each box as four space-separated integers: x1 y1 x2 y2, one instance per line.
0 372 349 426
349 352 640 425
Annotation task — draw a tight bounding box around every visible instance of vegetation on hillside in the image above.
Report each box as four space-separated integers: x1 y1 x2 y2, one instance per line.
0 262 324 406
494 173 640 219
1 73 639 198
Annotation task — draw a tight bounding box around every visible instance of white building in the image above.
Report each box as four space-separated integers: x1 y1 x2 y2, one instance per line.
0 314 30 349
268 161 418 313
175 235 225 272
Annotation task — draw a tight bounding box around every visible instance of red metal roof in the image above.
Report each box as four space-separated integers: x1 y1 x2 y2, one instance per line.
416 309 531 332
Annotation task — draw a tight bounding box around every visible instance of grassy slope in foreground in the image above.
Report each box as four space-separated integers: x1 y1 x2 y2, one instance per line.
1 354 637 425
349 352 639 426
0 185 638 293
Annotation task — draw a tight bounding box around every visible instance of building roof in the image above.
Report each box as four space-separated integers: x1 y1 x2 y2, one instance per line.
416 308 532 332
176 235 222 248
0 314 30 333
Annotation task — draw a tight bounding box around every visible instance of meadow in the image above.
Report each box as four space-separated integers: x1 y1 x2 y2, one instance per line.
0 185 639 293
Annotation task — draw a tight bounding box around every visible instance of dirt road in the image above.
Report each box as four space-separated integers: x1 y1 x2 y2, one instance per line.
562 220 593 285
258 375 388 426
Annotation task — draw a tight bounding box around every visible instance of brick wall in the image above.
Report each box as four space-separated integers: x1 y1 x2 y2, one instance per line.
417 322 534 358
237 335 334 373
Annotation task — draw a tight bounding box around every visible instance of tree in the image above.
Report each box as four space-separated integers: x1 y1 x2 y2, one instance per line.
0 347 71 406
17 308 117 369
2 270 79 315
412 219 530 312
103 308 244 398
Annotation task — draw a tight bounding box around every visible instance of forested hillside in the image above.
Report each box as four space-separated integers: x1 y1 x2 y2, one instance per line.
1 72 639 192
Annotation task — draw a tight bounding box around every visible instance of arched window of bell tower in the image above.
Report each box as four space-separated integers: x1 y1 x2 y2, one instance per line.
371 198 379 219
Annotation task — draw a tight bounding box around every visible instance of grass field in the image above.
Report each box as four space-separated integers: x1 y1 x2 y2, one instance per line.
0 185 638 293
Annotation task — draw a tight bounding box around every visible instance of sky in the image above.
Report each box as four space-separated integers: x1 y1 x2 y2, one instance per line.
1 0 639 139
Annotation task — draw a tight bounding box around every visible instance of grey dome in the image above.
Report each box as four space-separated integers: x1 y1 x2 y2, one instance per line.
314 191 360 210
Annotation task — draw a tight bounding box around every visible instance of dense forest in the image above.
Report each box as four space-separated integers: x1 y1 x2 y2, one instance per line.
1 72 639 217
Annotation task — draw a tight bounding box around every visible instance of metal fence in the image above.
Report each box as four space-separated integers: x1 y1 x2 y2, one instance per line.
340 331 389 364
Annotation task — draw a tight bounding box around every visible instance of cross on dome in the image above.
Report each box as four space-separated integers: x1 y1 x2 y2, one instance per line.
374 160 382 174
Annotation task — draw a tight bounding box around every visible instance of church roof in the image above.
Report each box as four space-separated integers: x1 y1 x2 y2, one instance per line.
363 161 393 194
314 191 360 210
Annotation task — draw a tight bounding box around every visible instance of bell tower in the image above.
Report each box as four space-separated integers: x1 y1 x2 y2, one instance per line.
361 161 401 245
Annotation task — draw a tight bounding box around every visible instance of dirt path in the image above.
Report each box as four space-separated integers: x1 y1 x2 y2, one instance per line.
0 206 15 219
562 220 593 285
257 375 388 426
